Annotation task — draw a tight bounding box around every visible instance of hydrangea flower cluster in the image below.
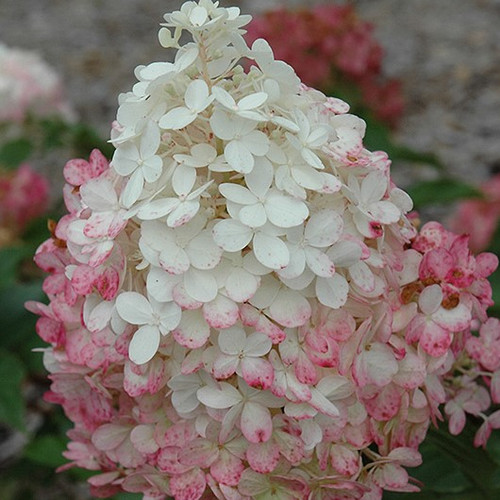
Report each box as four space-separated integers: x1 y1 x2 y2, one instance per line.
0 163 49 245
245 4 404 127
28 2 500 499
0 42 74 123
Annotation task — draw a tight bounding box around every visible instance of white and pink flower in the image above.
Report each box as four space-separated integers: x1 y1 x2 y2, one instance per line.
28 2 500 499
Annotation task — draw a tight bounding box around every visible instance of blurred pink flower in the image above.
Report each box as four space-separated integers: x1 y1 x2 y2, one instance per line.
450 173 500 252
0 163 49 241
0 43 74 122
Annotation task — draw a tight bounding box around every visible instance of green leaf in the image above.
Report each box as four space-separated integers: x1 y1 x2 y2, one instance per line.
488 266 500 319
385 489 500 499
39 117 71 150
0 281 45 350
384 425 500 500
486 219 500 256
407 178 483 208
0 246 32 290
24 434 68 468
410 440 471 493
0 478 18 500
426 426 499 498
69 122 114 159
0 138 33 169
111 494 143 500
0 349 26 430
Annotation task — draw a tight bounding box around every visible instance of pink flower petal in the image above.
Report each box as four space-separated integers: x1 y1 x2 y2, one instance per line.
173 310 210 349
170 468 206 500
240 357 274 390
210 450 245 487
203 295 239 329
246 440 280 473
240 402 273 443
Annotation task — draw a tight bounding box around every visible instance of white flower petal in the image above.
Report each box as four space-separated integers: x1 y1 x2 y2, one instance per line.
210 110 236 140
253 232 289 270
142 156 163 183
186 231 223 270
120 169 144 208
269 289 311 327
305 247 336 278
159 106 196 130
349 260 375 293
213 354 240 380
305 209 344 247
139 61 175 80
238 92 268 111
157 301 182 332
309 387 340 418
224 140 255 173
278 245 306 279
185 79 212 111
244 130 270 156
156 235 189 273
139 121 161 158
419 284 443 316
212 86 237 109
307 126 330 148
245 157 273 198
239 203 267 228
265 191 309 228
291 164 323 191
212 219 253 252
218 326 247 355
197 382 242 409
184 268 219 303
328 240 362 267
137 198 179 220
219 183 257 205
225 267 260 303
129 325 160 365
301 148 324 170
172 164 197 197
174 47 200 72
167 200 200 227
244 333 272 357
112 143 139 176
316 273 349 309
249 275 281 309
116 292 153 325
147 267 180 302
189 5 208 25
361 171 387 203
80 178 117 212
368 200 401 224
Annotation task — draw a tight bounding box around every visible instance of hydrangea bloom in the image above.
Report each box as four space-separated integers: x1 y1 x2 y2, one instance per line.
28 2 500 499
0 42 74 123
245 4 404 127
0 163 49 244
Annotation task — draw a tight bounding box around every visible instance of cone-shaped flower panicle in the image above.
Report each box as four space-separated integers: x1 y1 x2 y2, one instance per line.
28 1 500 499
